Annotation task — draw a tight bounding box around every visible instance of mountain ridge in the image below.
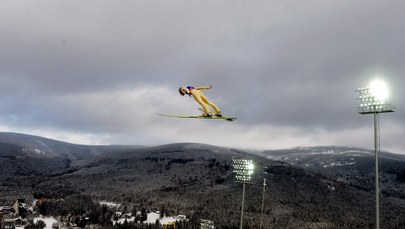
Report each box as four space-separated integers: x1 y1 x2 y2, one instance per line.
2 132 405 228
0 132 144 176
0 132 144 159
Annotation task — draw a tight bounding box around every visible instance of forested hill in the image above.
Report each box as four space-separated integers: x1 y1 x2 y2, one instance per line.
1 133 405 228
0 132 142 175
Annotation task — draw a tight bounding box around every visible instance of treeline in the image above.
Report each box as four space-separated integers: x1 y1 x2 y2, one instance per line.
33 184 78 199
36 194 114 227
34 193 202 228
112 220 196 229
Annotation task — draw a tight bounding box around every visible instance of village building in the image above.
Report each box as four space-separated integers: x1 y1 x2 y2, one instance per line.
12 199 28 217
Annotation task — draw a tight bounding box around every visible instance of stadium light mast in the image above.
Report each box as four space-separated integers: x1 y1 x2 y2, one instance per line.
356 79 394 229
260 177 267 229
233 159 254 229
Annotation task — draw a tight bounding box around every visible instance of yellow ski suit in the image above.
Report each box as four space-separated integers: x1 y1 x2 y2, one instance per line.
179 85 221 116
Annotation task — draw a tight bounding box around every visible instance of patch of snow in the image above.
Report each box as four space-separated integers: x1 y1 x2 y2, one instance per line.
112 212 185 226
144 212 187 225
323 162 357 168
327 185 336 192
144 212 161 224
115 216 135 224
99 201 121 208
33 216 58 229
266 149 373 161
33 148 45 155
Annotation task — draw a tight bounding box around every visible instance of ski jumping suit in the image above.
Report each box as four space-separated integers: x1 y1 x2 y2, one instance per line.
184 86 221 115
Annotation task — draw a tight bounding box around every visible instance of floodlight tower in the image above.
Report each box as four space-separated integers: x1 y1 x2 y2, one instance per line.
356 79 394 229
260 178 267 229
232 159 254 229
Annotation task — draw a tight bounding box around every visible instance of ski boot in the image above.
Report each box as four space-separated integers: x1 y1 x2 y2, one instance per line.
214 111 222 117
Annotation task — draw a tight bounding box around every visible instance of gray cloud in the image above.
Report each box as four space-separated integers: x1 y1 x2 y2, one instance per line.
0 0 404 153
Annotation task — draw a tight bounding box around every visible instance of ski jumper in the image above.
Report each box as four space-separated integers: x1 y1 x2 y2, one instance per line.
183 86 221 115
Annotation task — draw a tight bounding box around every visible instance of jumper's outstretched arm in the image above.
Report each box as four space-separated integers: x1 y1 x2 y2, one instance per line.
195 85 212 90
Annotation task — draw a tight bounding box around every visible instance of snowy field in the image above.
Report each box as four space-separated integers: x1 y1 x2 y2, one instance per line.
143 212 179 225
114 212 181 225
33 216 58 229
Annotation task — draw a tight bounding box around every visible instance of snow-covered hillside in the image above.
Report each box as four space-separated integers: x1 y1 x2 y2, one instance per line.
0 132 142 159
261 146 405 168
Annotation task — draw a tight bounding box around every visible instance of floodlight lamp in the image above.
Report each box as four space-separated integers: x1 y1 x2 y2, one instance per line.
248 163 254 172
369 79 389 103
233 159 255 183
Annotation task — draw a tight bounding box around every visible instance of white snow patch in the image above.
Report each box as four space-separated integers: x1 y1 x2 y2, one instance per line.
323 162 357 168
99 201 121 208
33 216 58 229
116 216 135 224
144 212 184 225
113 212 185 225
327 185 336 192
33 148 45 155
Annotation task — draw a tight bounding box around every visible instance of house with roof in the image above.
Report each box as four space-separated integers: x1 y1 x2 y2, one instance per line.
13 199 27 216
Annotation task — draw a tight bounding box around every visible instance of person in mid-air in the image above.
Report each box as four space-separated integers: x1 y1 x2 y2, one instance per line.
178 85 222 117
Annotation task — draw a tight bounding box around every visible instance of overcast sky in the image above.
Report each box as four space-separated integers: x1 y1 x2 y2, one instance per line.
0 0 404 153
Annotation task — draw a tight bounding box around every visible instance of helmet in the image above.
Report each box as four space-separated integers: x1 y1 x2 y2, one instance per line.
179 87 186 96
